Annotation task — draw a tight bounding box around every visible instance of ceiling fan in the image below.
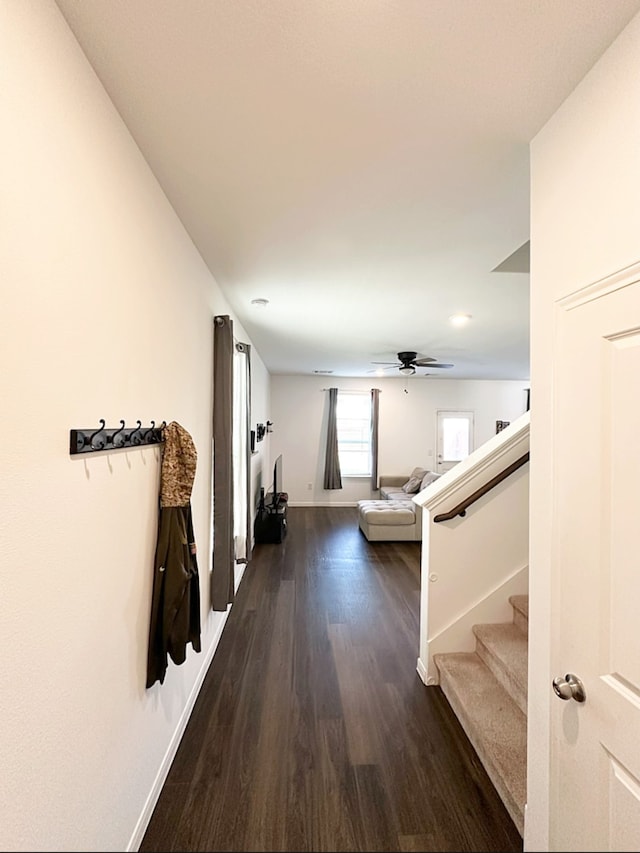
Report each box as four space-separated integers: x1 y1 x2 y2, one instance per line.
371 351 454 376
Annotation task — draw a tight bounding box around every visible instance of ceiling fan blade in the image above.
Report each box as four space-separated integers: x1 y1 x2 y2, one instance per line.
370 353 453 372
421 363 454 369
370 364 402 371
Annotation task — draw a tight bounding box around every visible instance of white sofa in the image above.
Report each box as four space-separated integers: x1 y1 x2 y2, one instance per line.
357 469 441 542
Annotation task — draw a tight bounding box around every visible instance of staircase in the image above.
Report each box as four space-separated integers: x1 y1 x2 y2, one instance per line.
433 594 528 836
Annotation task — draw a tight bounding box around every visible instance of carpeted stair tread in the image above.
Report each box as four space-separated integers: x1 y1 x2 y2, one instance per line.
434 651 526 836
472 621 528 714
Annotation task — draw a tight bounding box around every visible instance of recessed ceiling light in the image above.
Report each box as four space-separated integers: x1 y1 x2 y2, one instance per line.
314 370 334 374
449 313 472 326
250 298 269 307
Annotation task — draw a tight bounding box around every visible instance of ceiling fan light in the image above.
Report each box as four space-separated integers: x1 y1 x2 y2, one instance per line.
399 366 415 376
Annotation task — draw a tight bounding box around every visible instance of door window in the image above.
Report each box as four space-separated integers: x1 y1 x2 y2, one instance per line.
436 410 474 473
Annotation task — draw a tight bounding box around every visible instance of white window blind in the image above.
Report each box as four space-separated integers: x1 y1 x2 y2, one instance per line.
336 391 371 477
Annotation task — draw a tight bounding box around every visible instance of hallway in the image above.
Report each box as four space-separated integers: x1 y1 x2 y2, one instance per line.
140 506 522 852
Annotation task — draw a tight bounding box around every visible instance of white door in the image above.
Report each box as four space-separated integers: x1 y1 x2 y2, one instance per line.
550 272 640 850
436 410 473 473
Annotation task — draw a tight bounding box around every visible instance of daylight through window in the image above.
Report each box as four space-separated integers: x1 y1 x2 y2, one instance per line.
336 391 371 477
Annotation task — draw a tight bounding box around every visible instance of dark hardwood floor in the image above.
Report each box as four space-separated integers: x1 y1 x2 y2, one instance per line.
140 506 523 852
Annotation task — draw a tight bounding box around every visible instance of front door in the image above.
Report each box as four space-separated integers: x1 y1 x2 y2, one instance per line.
436 410 473 473
550 270 640 850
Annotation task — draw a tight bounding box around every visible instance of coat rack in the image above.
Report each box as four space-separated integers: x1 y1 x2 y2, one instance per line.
69 420 166 455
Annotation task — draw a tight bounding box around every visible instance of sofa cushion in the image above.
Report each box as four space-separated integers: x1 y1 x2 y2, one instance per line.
380 485 398 500
383 489 411 502
401 466 428 493
401 476 422 494
420 471 441 490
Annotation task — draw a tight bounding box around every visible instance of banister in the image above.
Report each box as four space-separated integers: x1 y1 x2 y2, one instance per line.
432 452 530 523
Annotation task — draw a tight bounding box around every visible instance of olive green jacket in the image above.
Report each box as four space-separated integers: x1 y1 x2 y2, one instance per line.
146 423 201 688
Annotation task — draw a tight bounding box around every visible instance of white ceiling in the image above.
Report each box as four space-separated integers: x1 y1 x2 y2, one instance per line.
55 0 640 380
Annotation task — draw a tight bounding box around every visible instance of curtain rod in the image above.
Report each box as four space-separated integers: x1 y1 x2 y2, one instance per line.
321 388 381 392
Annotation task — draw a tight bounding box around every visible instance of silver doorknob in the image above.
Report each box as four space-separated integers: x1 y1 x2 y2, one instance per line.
552 673 586 703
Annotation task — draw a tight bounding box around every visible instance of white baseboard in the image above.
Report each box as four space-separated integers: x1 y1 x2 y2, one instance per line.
127 603 234 851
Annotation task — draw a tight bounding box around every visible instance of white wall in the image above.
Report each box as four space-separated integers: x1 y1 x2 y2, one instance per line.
0 4 269 851
528 9 640 852
270 375 529 504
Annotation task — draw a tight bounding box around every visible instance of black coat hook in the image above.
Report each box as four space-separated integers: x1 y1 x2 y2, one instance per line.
112 419 127 448
89 419 107 450
70 420 167 455
130 420 143 446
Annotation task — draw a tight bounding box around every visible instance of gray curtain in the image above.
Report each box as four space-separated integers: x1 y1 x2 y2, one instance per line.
323 387 342 490
212 315 235 611
370 388 380 491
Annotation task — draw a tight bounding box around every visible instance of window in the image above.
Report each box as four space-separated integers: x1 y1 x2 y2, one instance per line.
436 410 474 473
442 417 470 459
336 391 371 477
233 342 250 562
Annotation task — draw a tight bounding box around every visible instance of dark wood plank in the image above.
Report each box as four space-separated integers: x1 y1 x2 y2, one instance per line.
140 506 523 853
